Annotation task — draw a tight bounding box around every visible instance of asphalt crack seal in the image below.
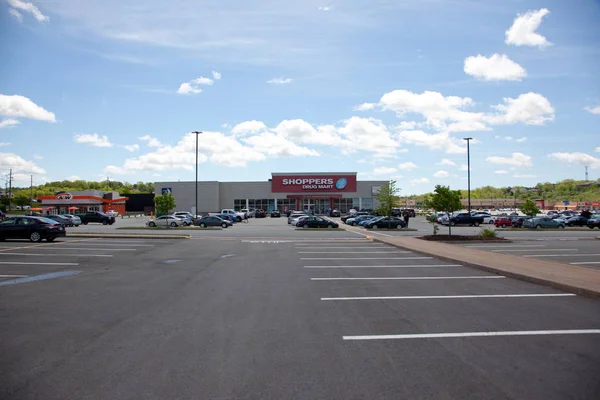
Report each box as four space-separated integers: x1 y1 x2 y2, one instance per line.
219 254 236 259
161 259 182 264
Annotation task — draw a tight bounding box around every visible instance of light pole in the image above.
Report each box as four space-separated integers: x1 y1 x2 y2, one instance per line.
192 131 203 220
463 137 472 213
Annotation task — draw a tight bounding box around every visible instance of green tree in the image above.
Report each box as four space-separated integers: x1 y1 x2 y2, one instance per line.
374 180 400 216
424 185 462 235
519 199 541 217
154 192 176 218
14 193 30 208
1 196 9 210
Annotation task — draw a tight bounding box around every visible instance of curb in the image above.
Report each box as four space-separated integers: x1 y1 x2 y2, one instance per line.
371 237 600 298
68 233 190 239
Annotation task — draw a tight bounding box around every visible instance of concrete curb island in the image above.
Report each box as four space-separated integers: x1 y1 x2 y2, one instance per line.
340 225 600 297
68 233 191 240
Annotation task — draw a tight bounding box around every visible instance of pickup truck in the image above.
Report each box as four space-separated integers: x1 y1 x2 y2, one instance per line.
77 211 115 225
448 213 484 227
210 209 246 222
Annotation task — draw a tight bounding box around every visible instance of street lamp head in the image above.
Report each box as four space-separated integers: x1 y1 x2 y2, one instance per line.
192 131 203 134
463 137 473 141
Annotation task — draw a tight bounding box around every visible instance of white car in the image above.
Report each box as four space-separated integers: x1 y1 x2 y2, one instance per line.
105 210 119 217
146 215 183 227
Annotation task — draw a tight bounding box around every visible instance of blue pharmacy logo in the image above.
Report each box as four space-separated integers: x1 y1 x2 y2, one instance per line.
335 178 348 190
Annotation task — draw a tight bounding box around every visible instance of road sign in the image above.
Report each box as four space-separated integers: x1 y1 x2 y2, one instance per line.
562 200 570 205
161 188 172 195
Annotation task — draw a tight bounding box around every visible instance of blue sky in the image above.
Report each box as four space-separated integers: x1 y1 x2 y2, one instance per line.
1 0 599 194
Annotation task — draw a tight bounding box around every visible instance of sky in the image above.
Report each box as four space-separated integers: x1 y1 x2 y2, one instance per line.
1 0 600 194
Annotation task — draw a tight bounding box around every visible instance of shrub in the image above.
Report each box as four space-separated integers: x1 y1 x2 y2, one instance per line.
480 227 497 239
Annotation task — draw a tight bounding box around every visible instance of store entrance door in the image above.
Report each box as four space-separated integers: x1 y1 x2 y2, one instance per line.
302 198 329 215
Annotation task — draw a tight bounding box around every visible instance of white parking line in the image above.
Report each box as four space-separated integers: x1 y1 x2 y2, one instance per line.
297 251 411 254
301 257 433 260
524 254 600 258
0 274 29 278
311 276 505 281
321 293 576 301
570 261 600 265
54 243 155 247
304 264 462 268
0 253 112 258
465 245 547 248
19 247 138 251
294 246 389 249
0 261 79 265
491 249 578 253
343 329 600 341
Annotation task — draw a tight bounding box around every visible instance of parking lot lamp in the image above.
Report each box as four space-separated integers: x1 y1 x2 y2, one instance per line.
463 137 472 212
192 131 203 220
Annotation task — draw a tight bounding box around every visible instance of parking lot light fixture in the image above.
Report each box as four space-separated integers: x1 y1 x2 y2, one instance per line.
192 131 203 221
463 137 473 213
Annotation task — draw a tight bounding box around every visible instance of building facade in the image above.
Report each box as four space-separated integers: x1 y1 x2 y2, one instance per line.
38 190 129 215
155 173 387 214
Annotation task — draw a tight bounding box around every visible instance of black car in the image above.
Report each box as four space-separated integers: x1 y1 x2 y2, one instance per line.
586 218 600 229
566 216 588 227
270 210 281 218
364 216 406 229
255 209 266 218
0 216 66 242
296 216 338 229
329 209 341 217
195 216 231 228
511 216 529 228
45 214 74 227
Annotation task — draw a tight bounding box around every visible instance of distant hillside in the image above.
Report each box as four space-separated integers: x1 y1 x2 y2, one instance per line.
10 180 155 198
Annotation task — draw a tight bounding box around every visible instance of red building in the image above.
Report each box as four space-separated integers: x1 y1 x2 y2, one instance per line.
38 191 128 215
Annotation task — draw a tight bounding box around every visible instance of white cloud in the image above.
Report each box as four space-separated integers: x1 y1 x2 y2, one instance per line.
464 54 527 81
397 130 465 154
177 82 202 95
33 154 43 160
336 117 398 156
459 164 470 171
318 6 330 11
7 0 49 23
0 152 46 175
487 152 533 168
433 170 449 178
231 120 268 136
0 118 20 129
9 7 22 21
212 71 222 80
494 170 509 174
192 76 214 85
513 173 537 178
495 135 528 142
596 147 600 153
0 142 11 147
241 132 319 158
267 78 293 84
74 133 113 148
505 8 552 48
139 135 164 148
549 152 600 169
372 167 397 175
397 161 418 171
584 105 600 115
410 177 429 186
438 158 456 166
121 144 140 152
396 121 419 130
0 94 56 122
67 175 81 181
488 92 554 125
515 137 527 143
276 119 341 147
354 103 376 111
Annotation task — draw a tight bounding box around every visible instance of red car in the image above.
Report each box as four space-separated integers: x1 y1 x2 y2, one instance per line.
494 217 512 228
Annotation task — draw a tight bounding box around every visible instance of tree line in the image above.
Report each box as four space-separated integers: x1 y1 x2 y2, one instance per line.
7 180 155 199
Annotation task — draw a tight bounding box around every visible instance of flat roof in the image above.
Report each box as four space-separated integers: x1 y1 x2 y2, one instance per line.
271 172 357 176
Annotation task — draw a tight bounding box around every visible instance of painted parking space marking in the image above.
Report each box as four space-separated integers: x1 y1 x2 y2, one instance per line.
51 243 155 247
311 276 505 281
0 253 111 258
0 271 82 287
304 264 462 268
294 246 389 249
465 245 547 248
301 257 432 260
297 251 412 254
0 261 79 265
523 254 600 258
0 274 29 278
342 329 600 341
13 247 138 251
570 261 600 265
490 249 578 253
321 293 576 301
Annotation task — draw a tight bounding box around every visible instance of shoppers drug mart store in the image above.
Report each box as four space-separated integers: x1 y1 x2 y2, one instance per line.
155 172 387 215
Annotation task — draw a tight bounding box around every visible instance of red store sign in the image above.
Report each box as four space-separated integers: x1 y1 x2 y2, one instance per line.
271 175 357 193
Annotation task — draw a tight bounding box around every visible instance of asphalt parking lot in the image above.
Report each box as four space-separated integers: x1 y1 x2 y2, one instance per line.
457 240 600 270
2 228 600 399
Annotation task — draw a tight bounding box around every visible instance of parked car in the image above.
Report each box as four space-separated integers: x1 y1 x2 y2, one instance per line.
296 216 338 229
523 217 565 229
472 212 494 224
511 216 530 228
0 216 66 242
289 214 310 226
565 216 589 227
329 209 341 217
346 215 376 226
60 214 81 226
363 216 406 229
270 210 281 218
288 211 308 224
494 217 513 228
586 217 600 229
211 214 236 223
146 215 183 227
105 209 119 217
241 209 255 218
174 211 194 220
195 216 232 228
402 208 416 218
448 213 484 227
255 209 266 218
78 211 115 225
45 214 75 227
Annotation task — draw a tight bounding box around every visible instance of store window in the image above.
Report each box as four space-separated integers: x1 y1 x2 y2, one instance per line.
361 198 374 211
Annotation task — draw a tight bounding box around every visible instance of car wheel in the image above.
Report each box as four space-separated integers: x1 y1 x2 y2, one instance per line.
352 222 357 226
488 220 494 224
102 220 108 225
559 225 565 229
149 222 156 227
589 226 595 229
397 224 403 229
47 237 56 242
327 224 334 228
535 225 541 229
303 224 309 229
30 231 42 242
200 223 207 228
501 224 506 228
83 221 88 225
372 225 378 229
473 222 480 227
170 222 177 227
450 222 456 226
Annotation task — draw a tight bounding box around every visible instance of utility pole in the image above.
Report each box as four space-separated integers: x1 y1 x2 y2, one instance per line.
463 138 473 212
8 168 12 211
192 131 203 219
30 175 33 202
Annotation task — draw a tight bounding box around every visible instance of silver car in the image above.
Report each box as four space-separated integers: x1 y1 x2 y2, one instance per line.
146 215 183 227
60 214 81 226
